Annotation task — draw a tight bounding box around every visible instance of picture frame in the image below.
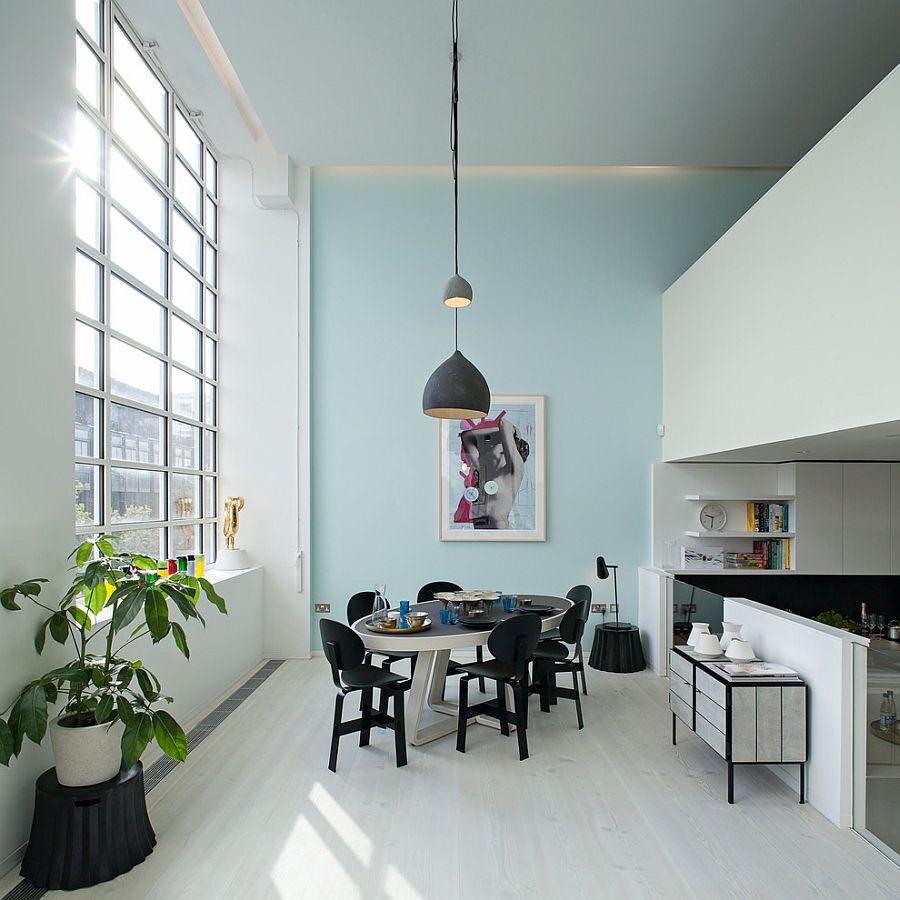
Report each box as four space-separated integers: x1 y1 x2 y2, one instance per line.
439 394 546 542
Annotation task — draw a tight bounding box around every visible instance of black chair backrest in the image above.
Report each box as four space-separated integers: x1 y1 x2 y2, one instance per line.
347 591 377 624
560 600 588 645
566 585 591 621
417 581 462 604
320 619 366 687
488 614 541 679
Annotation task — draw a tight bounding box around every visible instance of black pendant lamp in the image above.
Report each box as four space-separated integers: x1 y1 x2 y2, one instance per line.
423 0 490 419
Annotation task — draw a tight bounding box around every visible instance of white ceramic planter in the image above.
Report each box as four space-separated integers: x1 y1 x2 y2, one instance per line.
720 621 743 652
686 623 710 647
49 716 124 787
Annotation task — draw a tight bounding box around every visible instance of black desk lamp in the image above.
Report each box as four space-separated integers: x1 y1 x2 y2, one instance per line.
596 556 620 628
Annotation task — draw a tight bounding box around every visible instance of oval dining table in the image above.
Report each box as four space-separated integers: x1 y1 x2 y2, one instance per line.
352 595 572 746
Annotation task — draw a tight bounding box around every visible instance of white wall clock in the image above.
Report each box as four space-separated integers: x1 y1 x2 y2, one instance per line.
699 502 727 532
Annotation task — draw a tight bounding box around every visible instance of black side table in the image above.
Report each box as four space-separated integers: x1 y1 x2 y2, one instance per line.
21 763 155 890
589 623 646 673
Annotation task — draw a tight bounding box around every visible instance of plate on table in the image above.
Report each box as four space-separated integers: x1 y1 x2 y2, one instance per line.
458 616 501 628
515 603 556 615
364 618 432 634
433 591 458 601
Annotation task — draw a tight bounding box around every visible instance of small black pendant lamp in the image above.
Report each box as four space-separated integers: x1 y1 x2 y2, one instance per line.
422 0 490 419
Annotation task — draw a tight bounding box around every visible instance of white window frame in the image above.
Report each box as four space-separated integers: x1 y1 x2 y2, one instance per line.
75 0 219 562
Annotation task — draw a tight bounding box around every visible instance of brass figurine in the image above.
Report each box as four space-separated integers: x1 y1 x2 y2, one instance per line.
223 496 245 550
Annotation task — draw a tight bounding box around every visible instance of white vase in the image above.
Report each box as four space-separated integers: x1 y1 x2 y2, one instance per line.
686 623 710 647
720 622 743 652
49 716 124 787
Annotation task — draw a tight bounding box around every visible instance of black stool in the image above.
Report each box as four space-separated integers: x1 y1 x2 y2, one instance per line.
589 623 646 673
21 763 155 890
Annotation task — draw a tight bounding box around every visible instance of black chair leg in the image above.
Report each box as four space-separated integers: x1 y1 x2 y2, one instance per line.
496 679 510 736
456 677 469 753
538 661 551 713
549 669 559 706
378 660 391 716
328 693 344 773
572 669 584 730
521 671 530 730
476 646 486 692
578 645 588 695
514 684 529 761
392 690 407 767
359 688 373 747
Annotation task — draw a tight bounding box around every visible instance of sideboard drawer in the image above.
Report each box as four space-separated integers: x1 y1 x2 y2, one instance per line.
669 670 692 706
695 711 726 759
669 691 692 729
695 690 726 733
695 668 726 709
669 650 693 684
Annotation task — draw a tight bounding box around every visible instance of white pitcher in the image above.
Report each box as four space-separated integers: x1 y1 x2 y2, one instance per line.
720 621 743 652
686 623 710 647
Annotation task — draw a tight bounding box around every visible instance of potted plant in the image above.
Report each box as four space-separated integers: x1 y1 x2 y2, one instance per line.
0 535 226 786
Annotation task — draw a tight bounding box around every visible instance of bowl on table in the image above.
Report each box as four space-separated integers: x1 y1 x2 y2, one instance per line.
406 612 428 628
516 597 533 608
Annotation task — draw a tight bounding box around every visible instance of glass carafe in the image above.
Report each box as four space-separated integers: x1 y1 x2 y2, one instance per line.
372 583 388 624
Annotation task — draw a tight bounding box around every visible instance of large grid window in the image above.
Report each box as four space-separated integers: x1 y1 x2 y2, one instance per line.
74 0 219 562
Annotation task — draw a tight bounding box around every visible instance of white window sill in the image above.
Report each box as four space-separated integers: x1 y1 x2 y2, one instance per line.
203 565 264 586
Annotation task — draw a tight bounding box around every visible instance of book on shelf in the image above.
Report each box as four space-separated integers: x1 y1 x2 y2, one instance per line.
746 502 790 533
712 662 799 679
750 539 790 570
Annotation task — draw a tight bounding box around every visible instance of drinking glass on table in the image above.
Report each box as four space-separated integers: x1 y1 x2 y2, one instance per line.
502 596 518 613
448 602 460 625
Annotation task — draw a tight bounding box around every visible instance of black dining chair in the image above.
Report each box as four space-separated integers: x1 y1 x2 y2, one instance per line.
540 585 591 697
456 614 541 761
417 580 487 694
529 600 587 730
320 619 410 772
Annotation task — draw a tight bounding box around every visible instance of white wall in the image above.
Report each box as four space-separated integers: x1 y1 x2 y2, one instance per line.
723 598 867 827
662 65 900 461
218 159 311 657
0 0 75 875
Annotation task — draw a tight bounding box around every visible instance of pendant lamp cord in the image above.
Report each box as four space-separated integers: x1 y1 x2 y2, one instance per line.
450 0 460 350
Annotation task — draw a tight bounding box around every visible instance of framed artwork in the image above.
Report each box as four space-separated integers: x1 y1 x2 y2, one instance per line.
439 394 546 542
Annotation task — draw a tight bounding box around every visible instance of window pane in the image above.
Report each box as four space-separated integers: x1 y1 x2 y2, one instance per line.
74 108 104 183
110 467 163 523
171 473 200 519
75 393 101 458
205 244 217 287
110 208 165 295
203 431 216 472
172 262 202 319
110 145 166 239
110 403 164 464
76 463 102 526
76 35 102 111
203 476 216 516
113 527 164 559
75 321 102 388
109 275 165 352
205 149 217 195
112 83 166 181
76 0 102 45
173 211 202 271
110 338 165 408
76 178 103 250
172 316 200 369
204 336 216 379
172 368 201 420
203 523 217 563
175 159 202 220
204 289 217 330
113 22 166 128
204 382 216 425
205 196 217 241
172 421 200 470
172 523 199 556
75 251 102 319
175 109 202 174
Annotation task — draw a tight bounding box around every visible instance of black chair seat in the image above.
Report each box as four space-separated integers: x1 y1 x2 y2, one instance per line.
342 664 409 690
542 628 561 640
380 649 418 661
455 658 518 681
533 639 568 661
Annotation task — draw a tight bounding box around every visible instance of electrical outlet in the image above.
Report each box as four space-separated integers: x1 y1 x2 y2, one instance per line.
591 603 607 614
688 603 697 613
609 603 618 613
314 603 330 614
680 603 691 614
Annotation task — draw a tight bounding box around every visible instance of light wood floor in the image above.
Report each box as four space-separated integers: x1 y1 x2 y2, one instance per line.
5 659 898 899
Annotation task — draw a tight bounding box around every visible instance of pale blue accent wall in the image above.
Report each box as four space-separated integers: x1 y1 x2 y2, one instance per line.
309 168 780 645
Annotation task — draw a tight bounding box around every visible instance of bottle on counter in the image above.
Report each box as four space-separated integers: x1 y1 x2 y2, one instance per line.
167 558 177 576
196 554 205 578
177 556 188 573
860 602 871 638
187 554 196 576
880 691 897 733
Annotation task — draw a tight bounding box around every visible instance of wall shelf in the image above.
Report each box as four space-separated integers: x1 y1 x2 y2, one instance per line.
684 530 796 539
684 494 796 502
664 568 797 576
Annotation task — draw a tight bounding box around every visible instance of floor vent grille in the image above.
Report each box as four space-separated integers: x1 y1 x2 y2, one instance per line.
1 659 286 900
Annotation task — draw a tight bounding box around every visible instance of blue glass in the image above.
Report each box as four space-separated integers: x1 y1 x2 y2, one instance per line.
439 608 450 625
399 599 410 629
502 596 518 613
448 602 460 625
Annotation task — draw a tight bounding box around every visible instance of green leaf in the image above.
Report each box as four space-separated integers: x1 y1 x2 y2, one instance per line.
0 588 21 611
144 591 169 642
116 696 136 724
48 612 69 644
75 541 94 566
43 683 58 705
95 695 114 724
152 710 187 762
131 555 157 572
67 606 91 630
198 578 227 615
135 668 157 700
85 581 109 615
121 713 153 767
170 621 190 659
0 719 13 766
97 538 115 557
111 585 145 633
10 685 48 745
90 668 109 688
17 579 48 597
34 618 49 654
83 560 106 588
159 583 203 624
